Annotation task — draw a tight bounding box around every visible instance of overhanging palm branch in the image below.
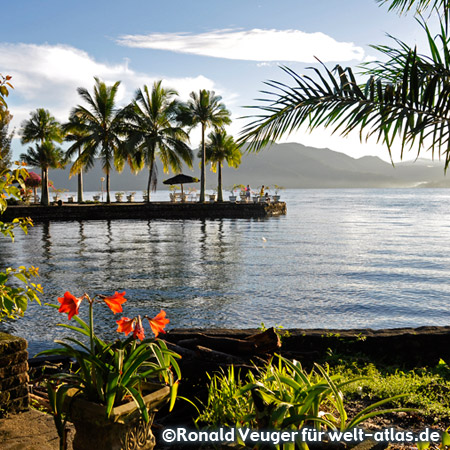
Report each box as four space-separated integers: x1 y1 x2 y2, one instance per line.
376 0 449 18
240 14 450 169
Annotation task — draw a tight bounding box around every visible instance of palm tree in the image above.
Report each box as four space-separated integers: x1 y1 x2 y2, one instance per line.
202 130 241 202
20 108 62 205
125 81 193 201
20 108 62 147
240 0 450 168
177 90 231 202
20 141 64 205
66 78 126 203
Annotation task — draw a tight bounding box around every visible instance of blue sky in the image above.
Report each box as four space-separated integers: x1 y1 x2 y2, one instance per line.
1 0 434 162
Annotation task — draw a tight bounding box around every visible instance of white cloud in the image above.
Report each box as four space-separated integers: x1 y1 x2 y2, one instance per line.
117 28 365 63
0 43 229 140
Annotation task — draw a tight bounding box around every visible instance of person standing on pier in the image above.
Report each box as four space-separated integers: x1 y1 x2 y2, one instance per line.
246 184 251 201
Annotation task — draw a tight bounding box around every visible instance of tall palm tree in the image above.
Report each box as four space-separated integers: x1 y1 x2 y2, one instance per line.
177 90 231 202
66 78 126 203
20 141 64 205
125 81 193 201
202 130 241 202
20 108 62 205
240 0 450 168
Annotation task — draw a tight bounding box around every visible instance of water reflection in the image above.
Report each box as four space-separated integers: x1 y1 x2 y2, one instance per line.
2 189 450 355
2 218 247 354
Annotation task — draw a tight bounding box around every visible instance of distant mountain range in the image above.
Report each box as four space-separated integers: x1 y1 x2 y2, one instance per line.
40 142 450 192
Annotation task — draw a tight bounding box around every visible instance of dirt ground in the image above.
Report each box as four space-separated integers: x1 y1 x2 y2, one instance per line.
0 409 74 450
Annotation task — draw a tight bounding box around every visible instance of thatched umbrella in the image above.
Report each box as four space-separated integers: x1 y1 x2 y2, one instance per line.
163 174 199 197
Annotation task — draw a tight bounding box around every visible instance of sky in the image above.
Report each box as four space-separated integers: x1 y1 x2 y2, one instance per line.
1 0 440 163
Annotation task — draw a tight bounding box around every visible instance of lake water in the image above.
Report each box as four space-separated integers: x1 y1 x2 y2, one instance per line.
1 188 450 355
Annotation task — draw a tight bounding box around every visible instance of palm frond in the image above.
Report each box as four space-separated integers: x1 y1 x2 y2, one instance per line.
240 26 450 167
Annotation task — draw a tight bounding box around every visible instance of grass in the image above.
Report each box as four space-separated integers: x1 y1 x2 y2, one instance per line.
328 359 450 421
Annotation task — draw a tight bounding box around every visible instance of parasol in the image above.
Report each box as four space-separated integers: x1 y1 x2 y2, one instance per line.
163 174 199 197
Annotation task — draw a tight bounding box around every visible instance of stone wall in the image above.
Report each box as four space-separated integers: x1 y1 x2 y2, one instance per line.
1 201 287 222
0 332 29 414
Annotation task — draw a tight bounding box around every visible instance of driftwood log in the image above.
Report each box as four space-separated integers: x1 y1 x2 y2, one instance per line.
167 327 281 356
161 327 281 382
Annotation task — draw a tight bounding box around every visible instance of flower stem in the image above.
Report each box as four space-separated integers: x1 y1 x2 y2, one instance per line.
88 298 96 395
89 299 94 354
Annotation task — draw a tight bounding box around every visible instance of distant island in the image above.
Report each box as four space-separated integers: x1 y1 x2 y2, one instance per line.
43 142 450 191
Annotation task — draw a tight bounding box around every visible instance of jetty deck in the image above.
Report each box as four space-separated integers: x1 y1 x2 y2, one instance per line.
1 201 287 221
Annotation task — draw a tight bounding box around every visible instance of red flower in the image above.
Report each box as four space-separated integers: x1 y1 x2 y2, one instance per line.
133 316 145 341
116 317 134 336
148 310 169 338
116 316 145 340
104 291 127 314
58 291 82 320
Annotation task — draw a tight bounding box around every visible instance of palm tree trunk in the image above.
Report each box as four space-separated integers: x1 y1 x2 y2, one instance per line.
40 168 45 205
217 162 223 202
147 158 154 203
77 149 83 203
41 168 49 206
77 170 83 203
200 123 206 203
106 171 111 203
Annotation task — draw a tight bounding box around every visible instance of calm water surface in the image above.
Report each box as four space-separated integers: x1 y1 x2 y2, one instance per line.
1 189 450 355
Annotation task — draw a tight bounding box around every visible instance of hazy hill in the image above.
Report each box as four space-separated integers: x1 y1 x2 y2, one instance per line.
40 142 450 192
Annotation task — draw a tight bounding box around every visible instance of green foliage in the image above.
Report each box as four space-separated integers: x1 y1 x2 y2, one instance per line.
20 108 62 147
47 382 70 450
0 109 14 171
197 356 409 449
0 162 43 321
38 301 181 423
0 74 13 120
203 129 242 172
0 265 42 320
1 78 43 321
376 0 449 19
196 366 253 428
330 360 450 420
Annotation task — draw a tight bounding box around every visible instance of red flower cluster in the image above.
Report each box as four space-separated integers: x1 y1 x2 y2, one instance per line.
57 291 169 340
58 291 126 319
116 310 169 340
